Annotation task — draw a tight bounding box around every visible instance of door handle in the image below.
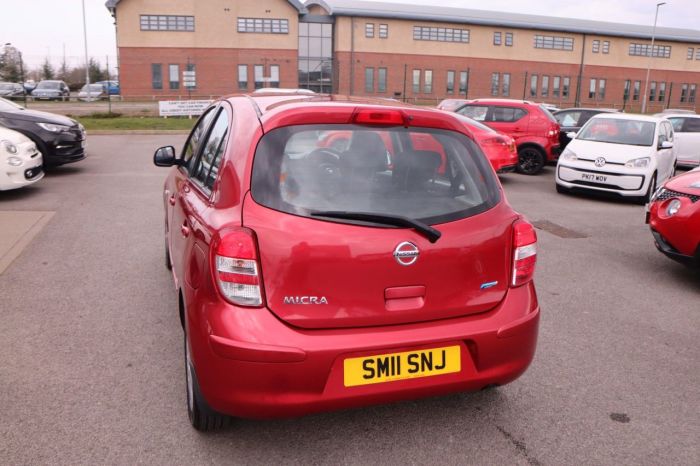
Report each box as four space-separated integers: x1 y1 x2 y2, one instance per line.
180 222 190 237
168 195 176 206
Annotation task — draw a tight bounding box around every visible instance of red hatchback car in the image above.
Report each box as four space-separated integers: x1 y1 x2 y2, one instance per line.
647 168 700 266
153 93 540 430
455 99 561 175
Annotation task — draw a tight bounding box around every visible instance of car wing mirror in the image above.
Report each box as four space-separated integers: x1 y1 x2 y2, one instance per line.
566 131 577 139
153 146 183 167
659 140 673 150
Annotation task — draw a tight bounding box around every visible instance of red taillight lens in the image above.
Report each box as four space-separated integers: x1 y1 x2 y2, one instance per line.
214 228 263 307
353 109 406 126
482 136 508 146
511 220 537 287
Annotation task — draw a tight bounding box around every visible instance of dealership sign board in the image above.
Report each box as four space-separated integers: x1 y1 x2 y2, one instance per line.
158 100 212 117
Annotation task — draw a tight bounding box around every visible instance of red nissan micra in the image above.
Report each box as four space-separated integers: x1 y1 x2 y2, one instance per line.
647 167 700 266
154 92 540 430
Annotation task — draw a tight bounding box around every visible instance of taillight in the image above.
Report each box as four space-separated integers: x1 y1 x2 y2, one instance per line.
352 108 406 126
214 228 263 307
511 219 537 287
482 136 508 146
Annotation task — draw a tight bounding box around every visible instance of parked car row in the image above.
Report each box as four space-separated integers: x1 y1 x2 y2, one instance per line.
0 97 86 191
0 80 120 101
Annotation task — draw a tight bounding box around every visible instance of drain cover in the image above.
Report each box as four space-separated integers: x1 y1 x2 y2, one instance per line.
532 220 588 239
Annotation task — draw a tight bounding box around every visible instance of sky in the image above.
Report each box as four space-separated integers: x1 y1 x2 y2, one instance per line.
1 0 699 72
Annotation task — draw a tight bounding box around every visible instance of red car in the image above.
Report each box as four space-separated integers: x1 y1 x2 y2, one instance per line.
153 93 540 430
319 116 518 174
647 168 700 266
455 99 561 175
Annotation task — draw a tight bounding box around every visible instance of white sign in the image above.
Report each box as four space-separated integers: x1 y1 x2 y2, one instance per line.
182 71 196 78
182 70 196 88
158 100 212 117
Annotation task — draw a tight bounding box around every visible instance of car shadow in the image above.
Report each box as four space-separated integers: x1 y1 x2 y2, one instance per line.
43 165 84 177
0 183 43 201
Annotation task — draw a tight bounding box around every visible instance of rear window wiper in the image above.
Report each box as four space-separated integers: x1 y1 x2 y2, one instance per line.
311 211 442 243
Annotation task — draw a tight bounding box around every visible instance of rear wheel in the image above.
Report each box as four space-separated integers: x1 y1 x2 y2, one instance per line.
184 330 230 431
517 147 546 175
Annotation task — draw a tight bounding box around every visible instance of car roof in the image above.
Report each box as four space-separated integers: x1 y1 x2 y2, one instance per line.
661 114 700 119
589 113 662 123
555 107 620 113
236 93 423 116
466 98 537 106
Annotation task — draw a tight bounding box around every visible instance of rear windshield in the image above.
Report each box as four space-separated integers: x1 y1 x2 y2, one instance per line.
578 118 655 146
251 125 501 226
539 105 558 123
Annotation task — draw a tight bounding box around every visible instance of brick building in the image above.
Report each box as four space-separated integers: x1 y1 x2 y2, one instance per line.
106 0 700 112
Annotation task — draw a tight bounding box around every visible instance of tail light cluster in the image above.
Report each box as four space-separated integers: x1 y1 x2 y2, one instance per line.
213 228 263 307
547 125 560 139
511 219 537 287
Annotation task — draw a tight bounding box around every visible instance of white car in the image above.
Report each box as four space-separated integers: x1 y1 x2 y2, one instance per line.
663 114 700 168
555 113 676 203
0 127 43 191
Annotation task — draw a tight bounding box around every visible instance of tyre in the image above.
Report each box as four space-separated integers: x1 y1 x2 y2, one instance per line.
164 235 172 270
637 172 657 205
516 146 546 175
184 331 231 431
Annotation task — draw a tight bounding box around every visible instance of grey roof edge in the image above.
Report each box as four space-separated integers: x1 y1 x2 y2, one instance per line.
310 0 700 43
105 0 308 14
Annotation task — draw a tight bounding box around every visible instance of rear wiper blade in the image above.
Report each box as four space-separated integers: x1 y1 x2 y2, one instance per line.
311 211 442 243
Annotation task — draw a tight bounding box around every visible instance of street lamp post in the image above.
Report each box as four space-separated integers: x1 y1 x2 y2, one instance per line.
3 42 27 106
81 0 90 91
641 2 666 114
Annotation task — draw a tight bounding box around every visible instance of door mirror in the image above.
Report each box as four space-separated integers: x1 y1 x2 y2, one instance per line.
153 146 181 167
659 140 673 150
566 131 577 139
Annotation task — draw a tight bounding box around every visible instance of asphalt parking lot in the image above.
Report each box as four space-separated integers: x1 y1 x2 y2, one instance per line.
1 135 698 465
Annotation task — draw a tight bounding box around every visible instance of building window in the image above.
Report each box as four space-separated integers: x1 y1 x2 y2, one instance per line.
681 84 688 102
592 40 600 53
378 68 387 92
413 26 469 43
658 82 666 102
151 64 162 89
254 65 264 89
365 23 374 38
696 49 700 60
588 79 596 99
379 24 388 38
493 32 502 46
562 77 570 98
633 80 641 100
552 76 561 98
237 18 289 34
505 32 513 46
602 41 610 54
491 73 500 96
365 67 374 92
168 64 179 90
541 75 549 97
649 82 656 101
459 71 468 94
628 43 671 58
424 70 433 93
598 79 606 100
185 63 196 89
690 84 697 104
238 65 248 90
412 69 420 94
534 35 574 51
269 65 280 88
687 47 694 60
502 73 511 97
530 75 538 98
140 15 194 31
446 70 455 94
623 80 631 102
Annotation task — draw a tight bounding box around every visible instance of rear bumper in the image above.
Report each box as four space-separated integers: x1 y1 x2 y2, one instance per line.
189 283 540 419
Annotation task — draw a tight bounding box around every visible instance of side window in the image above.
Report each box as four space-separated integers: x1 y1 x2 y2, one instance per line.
457 105 488 121
664 122 673 142
682 118 700 133
556 111 580 127
182 107 217 170
657 123 667 144
578 112 596 127
491 107 526 123
191 108 230 192
668 118 685 132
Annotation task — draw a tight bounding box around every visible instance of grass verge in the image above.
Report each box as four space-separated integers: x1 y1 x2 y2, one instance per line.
75 116 195 131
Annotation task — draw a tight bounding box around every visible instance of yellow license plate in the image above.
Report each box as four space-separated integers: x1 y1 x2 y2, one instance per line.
343 345 461 387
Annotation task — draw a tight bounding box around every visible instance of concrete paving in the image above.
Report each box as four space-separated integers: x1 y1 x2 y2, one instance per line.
0 136 698 465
